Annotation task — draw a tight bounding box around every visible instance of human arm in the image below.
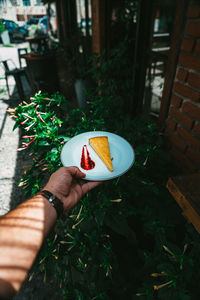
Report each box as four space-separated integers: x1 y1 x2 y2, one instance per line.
0 167 101 299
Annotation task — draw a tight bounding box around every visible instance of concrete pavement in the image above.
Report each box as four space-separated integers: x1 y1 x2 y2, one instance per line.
0 43 60 300
0 43 32 214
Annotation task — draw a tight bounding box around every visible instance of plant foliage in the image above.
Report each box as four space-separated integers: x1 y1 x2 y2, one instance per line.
10 42 200 300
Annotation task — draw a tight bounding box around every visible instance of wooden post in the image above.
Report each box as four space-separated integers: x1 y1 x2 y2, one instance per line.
158 0 188 129
55 0 77 42
85 0 90 39
91 0 105 54
55 0 63 41
91 0 111 55
131 0 154 115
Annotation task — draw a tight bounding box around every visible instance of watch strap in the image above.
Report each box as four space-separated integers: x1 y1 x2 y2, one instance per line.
39 190 64 218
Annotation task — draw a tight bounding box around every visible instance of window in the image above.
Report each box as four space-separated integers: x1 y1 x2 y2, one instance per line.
23 0 30 6
17 14 25 21
35 0 43 6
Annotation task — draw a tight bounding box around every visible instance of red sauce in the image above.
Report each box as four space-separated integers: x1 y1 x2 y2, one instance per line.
81 145 95 170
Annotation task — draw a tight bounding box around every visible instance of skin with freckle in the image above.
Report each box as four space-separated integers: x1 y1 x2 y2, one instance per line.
0 167 101 299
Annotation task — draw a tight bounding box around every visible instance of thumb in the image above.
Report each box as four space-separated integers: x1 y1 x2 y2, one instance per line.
67 166 86 179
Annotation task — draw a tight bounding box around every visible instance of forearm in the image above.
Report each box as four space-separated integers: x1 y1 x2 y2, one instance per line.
0 166 100 299
0 194 57 298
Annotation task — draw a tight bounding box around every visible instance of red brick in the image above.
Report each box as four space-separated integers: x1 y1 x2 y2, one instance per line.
177 125 200 149
181 39 194 52
166 117 177 130
187 5 200 18
173 82 200 101
169 107 194 129
171 94 182 108
194 41 200 55
194 122 200 135
186 22 200 37
166 130 187 152
179 53 200 72
188 72 200 89
182 101 200 121
176 68 188 82
186 147 200 166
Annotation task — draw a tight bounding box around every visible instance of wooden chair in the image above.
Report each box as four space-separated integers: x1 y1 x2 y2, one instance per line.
0 59 32 100
17 47 28 69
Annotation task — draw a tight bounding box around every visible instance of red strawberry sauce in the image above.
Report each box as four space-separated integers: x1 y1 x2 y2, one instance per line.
81 145 95 170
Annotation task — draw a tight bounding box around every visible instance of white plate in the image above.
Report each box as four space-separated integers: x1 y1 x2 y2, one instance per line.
60 131 135 181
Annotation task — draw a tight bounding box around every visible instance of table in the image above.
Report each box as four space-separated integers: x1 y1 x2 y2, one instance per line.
26 36 49 54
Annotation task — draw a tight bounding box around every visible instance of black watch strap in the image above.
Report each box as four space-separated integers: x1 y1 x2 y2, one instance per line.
39 190 64 218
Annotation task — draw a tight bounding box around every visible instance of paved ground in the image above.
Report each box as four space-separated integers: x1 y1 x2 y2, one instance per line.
0 43 40 299
0 43 61 300
0 42 32 214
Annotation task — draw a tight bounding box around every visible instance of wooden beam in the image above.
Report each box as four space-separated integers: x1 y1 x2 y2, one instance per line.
158 0 188 129
167 174 200 234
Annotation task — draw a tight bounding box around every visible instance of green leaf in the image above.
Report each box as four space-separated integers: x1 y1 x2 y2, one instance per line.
58 135 71 142
94 209 106 226
38 140 50 146
13 122 20 131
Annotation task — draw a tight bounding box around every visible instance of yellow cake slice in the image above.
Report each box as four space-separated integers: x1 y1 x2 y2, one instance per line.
89 136 113 172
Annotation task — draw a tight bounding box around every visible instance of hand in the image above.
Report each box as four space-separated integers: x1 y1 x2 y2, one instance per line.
43 167 101 211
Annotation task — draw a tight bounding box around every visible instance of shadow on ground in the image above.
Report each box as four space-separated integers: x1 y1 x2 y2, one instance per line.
2 77 32 211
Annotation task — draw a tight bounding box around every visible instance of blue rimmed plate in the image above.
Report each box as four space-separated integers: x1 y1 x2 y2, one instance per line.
61 131 135 181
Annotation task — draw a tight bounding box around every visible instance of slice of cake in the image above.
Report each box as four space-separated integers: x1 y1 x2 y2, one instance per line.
89 136 113 172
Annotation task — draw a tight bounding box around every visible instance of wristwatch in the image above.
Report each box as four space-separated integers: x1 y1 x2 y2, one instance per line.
39 190 64 218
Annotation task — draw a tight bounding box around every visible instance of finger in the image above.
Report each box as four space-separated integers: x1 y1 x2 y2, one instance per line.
81 181 102 195
66 166 86 179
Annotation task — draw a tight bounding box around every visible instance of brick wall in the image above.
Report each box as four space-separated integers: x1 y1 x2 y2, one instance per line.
166 1 200 172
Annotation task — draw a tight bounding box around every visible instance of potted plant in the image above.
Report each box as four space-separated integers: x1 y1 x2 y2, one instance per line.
0 20 10 45
74 51 91 109
56 29 92 109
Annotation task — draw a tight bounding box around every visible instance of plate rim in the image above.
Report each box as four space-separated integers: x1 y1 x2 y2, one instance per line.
60 131 135 181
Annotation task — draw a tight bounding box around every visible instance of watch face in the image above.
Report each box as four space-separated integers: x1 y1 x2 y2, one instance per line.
49 195 55 202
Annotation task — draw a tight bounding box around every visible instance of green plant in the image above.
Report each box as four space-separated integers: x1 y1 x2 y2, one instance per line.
56 28 91 83
10 31 200 300
2 44 14 47
0 86 5 94
0 20 5 33
10 86 199 300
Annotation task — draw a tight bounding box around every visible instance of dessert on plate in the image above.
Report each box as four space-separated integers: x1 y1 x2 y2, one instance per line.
89 136 113 172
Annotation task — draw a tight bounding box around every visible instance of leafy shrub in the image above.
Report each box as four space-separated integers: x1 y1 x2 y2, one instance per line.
10 48 200 300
